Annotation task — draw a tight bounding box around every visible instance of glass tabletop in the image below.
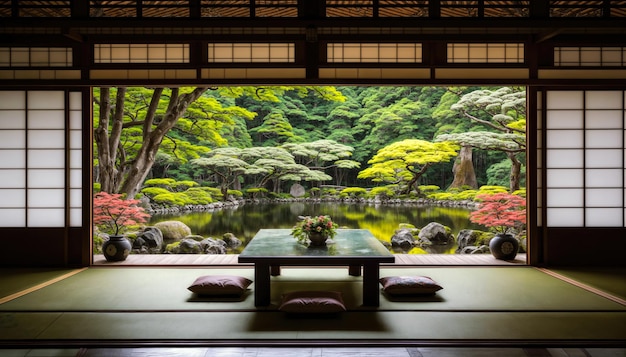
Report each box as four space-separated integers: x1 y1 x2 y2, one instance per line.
239 229 393 258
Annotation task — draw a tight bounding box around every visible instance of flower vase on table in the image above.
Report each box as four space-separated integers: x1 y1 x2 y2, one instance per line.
291 215 338 247
307 231 329 246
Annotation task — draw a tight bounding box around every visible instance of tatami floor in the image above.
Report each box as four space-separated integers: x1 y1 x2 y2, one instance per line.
1 346 625 357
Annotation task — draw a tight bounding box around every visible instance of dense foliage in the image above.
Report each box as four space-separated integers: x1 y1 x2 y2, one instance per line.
93 86 527 201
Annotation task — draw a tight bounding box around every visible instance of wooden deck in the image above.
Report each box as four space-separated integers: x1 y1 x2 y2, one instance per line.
93 253 527 266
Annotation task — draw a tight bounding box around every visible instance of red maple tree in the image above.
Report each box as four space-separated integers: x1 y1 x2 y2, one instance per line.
93 192 150 236
469 193 526 234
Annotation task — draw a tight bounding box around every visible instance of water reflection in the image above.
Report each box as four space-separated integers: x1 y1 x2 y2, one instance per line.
149 202 483 254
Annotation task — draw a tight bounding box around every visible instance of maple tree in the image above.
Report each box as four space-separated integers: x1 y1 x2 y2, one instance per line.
93 192 150 236
469 193 526 234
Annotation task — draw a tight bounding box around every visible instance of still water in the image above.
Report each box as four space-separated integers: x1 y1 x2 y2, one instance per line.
149 202 484 254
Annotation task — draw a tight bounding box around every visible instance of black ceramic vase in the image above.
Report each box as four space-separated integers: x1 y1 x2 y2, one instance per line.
308 232 328 246
102 235 132 261
489 233 519 260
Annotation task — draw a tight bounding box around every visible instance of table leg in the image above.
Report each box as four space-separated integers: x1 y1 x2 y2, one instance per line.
349 265 361 276
362 262 380 306
270 265 281 276
254 263 271 307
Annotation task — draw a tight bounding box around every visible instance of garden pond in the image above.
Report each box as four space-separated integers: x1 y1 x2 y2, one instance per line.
149 202 485 254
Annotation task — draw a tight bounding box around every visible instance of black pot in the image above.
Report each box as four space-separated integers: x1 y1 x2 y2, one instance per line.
102 235 132 261
308 232 329 246
489 233 519 260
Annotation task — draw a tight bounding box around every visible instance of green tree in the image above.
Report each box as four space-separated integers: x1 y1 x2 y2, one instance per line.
358 139 459 195
436 87 526 192
189 148 250 199
281 140 360 186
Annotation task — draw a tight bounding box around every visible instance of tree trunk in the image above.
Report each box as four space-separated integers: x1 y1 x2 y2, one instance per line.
508 152 521 192
94 87 127 194
448 145 478 190
118 87 209 198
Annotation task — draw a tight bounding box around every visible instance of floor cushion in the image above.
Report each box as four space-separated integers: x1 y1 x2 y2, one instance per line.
187 275 252 296
278 290 347 313
379 276 443 296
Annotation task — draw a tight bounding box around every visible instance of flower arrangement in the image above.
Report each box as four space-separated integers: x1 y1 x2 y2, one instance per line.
93 192 150 236
469 192 526 235
291 215 338 244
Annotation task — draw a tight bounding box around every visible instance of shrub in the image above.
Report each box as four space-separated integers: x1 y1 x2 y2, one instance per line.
93 192 150 235
182 188 213 205
369 186 394 198
141 187 171 198
340 187 367 197
470 192 527 234
171 180 199 192
152 192 188 206
144 178 176 189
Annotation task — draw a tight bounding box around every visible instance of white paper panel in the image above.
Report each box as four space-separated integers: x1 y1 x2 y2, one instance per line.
70 149 82 169
70 188 82 207
546 130 583 148
0 189 25 207
28 109 64 129
69 111 82 130
0 92 25 110
546 149 584 168
27 209 64 227
0 150 25 168
28 149 64 168
27 91 64 110
546 110 584 129
585 130 623 148
0 111 26 129
0 209 26 226
585 110 623 129
70 208 82 227
585 208 623 227
585 91 623 109
70 169 81 188
0 130 25 148
546 169 583 187
585 149 623 168
0 169 25 187
27 169 65 188
69 92 82 111
547 188 584 207
70 131 82 149
27 189 64 207
547 91 584 110
585 169 623 187
27 130 65 148
585 189 623 207
547 208 584 227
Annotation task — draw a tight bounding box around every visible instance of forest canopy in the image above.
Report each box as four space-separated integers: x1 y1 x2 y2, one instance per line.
93 86 526 200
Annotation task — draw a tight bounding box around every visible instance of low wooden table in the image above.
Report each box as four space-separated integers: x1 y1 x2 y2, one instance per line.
238 228 395 307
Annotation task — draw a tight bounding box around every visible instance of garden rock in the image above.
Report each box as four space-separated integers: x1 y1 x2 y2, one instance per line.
456 229 484 253
170 238 203 254
133 226 164 253
200 237 227 254
154 220 192 241
290 183 306 198
222 233 242 248
418 222 454 245
391 229 416 251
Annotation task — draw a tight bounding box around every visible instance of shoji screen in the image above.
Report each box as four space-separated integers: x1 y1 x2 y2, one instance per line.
543 90 625 228
0 90 83 228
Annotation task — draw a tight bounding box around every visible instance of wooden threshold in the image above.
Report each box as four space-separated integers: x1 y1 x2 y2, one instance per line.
92 253 527 266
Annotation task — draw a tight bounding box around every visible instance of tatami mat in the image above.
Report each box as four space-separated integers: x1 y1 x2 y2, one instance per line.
1 266 624 347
